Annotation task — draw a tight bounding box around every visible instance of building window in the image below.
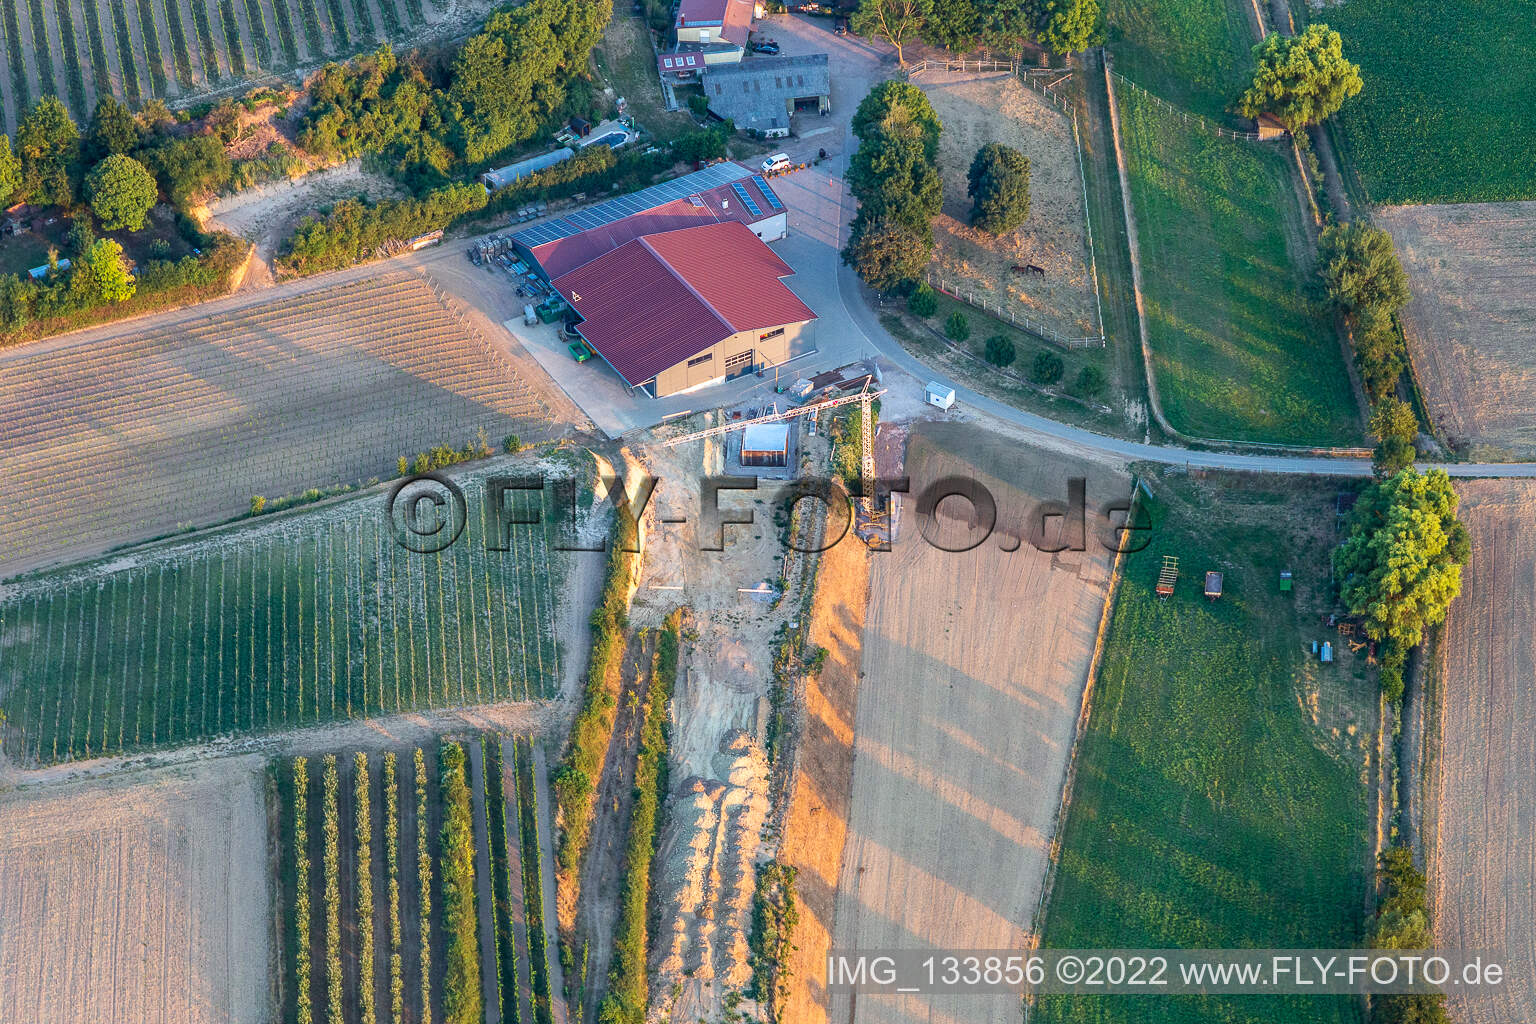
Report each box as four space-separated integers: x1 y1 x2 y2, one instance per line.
775 76 783 89
664 57 673 67
759 327 785 341
724 349 754 376
797 74 805 86
687 352 714 368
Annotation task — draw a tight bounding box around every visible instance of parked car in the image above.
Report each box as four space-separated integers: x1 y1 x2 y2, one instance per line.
751 40 781 54
761 152 793 174
834 17 848 34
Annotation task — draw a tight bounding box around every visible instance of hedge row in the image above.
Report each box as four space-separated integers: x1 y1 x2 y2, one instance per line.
438 742 483 1024
483 736 521 1024
277 183 487 277
293 757 314 1024
354 753 377 1024
597 614 681 1023
553 507 638 875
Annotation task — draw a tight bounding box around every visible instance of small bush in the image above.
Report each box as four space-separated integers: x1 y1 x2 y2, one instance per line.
907 284 937 318
983 334 1015 367
250 495 267 516
1075 364 1106 397
502 434 522 454
1032 350 1065 384
687 93 709 118
944 311 970 342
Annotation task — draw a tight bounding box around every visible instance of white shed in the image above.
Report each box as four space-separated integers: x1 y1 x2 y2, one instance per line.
925 382 956 410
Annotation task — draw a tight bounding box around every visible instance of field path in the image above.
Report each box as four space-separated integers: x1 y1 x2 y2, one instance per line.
531 745 569 1024
500 736 535 1024
1433 480 1536 1024
466 737 506 1023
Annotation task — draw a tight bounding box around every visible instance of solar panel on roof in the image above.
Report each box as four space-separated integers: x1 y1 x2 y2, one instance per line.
731 182 762 217
511 163 756 248
751 176 784 210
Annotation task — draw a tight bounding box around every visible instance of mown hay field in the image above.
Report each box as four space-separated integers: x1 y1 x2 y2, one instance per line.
0 272 561 578
1432 480 1536 1024
0 465 567 766
1117 84 1360 445
1037 472 1376 1024
1376 202 1536 459
0 0 500 134
1319 0 1536 204
918 73 1101 342
829 423 1127 1024
0 755 270 1024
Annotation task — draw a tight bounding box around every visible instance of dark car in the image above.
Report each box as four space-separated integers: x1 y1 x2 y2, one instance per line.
751 40 781 54
834 17 848 34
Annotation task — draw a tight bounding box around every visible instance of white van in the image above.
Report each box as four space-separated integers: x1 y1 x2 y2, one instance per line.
761 152 792 174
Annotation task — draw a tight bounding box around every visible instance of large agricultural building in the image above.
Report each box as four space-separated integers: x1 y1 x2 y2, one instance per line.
511 163 816 398
704 54 832 137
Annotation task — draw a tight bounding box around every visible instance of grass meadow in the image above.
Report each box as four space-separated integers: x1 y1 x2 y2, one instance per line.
1313 0 1536 204
1037 473 1374 1024
0 469 569 766
1117 85 1360 445
1101 0 1255 123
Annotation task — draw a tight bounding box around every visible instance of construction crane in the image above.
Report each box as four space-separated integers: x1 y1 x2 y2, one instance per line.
659 378 885 450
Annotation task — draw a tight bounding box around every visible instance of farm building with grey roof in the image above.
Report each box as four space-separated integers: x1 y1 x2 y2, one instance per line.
703 54 831 137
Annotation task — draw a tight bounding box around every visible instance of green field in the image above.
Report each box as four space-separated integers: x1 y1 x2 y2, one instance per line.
1314 0 1536 204
1102 0 1255 122
1037 473 1374 1024
1118 86 1359 445
0 470 566 765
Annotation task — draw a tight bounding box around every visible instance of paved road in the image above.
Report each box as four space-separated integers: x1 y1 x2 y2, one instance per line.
763 17 1536 481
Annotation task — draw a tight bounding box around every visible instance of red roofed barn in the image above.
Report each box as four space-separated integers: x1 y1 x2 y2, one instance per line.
552 220 816 397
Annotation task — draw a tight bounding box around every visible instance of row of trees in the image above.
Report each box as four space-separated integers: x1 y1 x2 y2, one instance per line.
597 616 682 1024
322 755 344 1024
1369 847 1449 1023
850 0 1104 64
1316 220 1416 474
278 182 488 276
439 742 484 1024
842 82 943 291
514 737 556 1024
748 861 800 1022
1335 468 1468 700
415 747 435 1024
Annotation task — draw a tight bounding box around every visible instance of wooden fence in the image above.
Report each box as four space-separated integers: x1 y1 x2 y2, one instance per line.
1107 70 1265 141
925 271 1103 349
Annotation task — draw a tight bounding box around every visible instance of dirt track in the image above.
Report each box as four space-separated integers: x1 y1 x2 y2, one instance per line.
1379 203 1536 457
0 756 269 1024
829 422 1128 1024
1433 480 1536 1024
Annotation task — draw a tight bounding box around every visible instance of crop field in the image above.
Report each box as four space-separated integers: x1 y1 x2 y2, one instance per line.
1431 481 1536 1024
829 423 1127 1024
1375 202 1536 459
1116 84 1360 445
918 73 1101 342
1101 0 1255 122
0 272 562 578
0 465 566 766
0 755 270 1024
274 737 556 1024
0 0 502 134
1036 472 1376 1024
1317 0 1536 204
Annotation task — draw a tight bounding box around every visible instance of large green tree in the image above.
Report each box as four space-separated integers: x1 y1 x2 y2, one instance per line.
16 96 80 207
87 95 141 161
851 81 941 159
74 238 136 303
847 126 943 229
850 0 932 65
967 142 1030 234
1319 221 1410 315
1352 305 1407 404
1368 396 1418 477
842 216 933 292
1237 24 1362 131
85 154 158 231
1037 0 1101 54
1334 468 1469 699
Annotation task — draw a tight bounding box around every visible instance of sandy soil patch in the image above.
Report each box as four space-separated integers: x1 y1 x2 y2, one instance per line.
1378 202 1536 458
1432 480 1536 1024
828 422 1128 1024
0 272 564 576
918 73 1099 338
0 756 270 1024
204 161 404 289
